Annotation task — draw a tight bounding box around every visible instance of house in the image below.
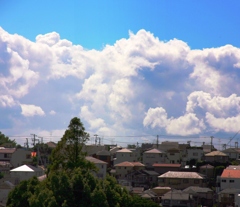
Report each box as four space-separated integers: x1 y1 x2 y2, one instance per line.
153 163 181 175
183 186 214 207
10 164 44 184
158 141 179 151
198 164 214 179
10 148 32 167
0 148 16 163
140 189 159 204
166 148 181 164
219 168 240 190
158 171 206 190
85 156 107 179
114 148 137 165
161 189 194 207
204 150 229 163
183 147 204 165
202 143 216 154
83 144 105 156
143 148 166 166
94 150 111 167
0 180 14 206
151 186 171 197
126 169 159 188
217 188 240 207
114 161 145 180
222 148 240 160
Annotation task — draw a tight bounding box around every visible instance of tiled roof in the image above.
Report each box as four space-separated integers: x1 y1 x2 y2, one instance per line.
144 148 164 154
115 161 145 167
116 148 132 153
200 164 214 169
205 150 228 156
153 163 181 168
96 150 110 156
0 148 16 154
159 171 204 179
221 169 240 178
227 165 240 170
162 190 190 200
86 156 107 164
183 186 212 193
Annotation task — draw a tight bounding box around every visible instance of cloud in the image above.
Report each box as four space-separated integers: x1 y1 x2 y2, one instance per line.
1 27 240 144
20 104 45 117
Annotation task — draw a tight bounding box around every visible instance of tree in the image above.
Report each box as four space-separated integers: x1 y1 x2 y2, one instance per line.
49 117 95 173
0 131 17 147
7 117 159 207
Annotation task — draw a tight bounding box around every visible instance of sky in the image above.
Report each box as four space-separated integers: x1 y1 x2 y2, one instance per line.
1 0 240 148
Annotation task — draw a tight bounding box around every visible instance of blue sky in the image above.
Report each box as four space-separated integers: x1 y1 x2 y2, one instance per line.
1 1 240 49
1 0 240 147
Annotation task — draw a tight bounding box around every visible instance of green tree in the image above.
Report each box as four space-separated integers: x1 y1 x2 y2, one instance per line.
0 131 17 147
49 117 95 174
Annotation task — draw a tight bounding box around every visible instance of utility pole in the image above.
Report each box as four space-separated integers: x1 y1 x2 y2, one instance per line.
94 134 98 145
31 134 37 147
156 135 159 149
25 138 29 149
210 136 214 152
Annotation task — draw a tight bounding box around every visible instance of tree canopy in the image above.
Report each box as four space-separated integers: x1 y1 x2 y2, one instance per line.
0 131 17 147
7 117 159 207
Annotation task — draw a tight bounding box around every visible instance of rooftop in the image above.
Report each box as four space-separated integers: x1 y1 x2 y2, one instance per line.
159 171 204 179
221 169 240 178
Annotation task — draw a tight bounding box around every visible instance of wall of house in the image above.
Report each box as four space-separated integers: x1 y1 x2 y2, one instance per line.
186 148 204 162
114 152 136 165
115 166 133 179
166 152 181 164
95 163 107 179
220 177 240 190
158 178 206 190
10 149 32 167
143 153 166 166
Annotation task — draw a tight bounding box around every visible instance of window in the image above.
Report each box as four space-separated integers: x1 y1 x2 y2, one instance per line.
26 154 31 159
222 179 226 183
183 179 189 183
193 152 198 156
194 180 199 184
230 180 235 183
4 153 11 158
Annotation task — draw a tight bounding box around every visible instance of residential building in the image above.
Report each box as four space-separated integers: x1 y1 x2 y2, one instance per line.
0 180 14 206
218 188 240 207
166 148 181 164
158 171 206 190
0 148 16 163
183 147 204 165
126 169 159 188
10 164 44 184
161 189 193 207
220 168 240 190
85 156 107 179
158 141 179 151
153 163 181 175
10 148 32 168
143 148 166 166
199 164 214 179
222 148 240 160
114 148 137 165
114 161 145 180
94 150 111 167
183 186 214 207
204 150 229 163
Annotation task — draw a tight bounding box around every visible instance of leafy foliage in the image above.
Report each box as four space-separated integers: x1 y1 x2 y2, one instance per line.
7 117 159 207
0 131 17 147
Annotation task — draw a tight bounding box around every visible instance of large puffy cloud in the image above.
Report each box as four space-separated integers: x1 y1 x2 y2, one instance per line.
1 27 240 144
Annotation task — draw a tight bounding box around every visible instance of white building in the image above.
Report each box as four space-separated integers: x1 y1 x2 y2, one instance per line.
114 148 137 165
220 168 240 190
85 156 107 179
143 148 166 166
10 164 44 184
